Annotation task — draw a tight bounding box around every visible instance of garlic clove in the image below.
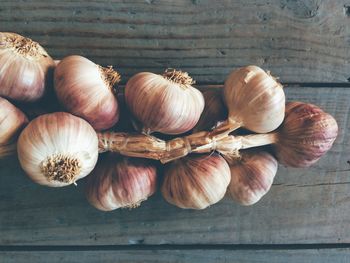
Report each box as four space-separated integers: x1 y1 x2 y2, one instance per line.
227 150 278 206
222 65 285 133
125 69 204 135
54 55 120 131
0 32 55 102
275 102 338 168
161 153 231 209
86 155 158 211
17 112 98 187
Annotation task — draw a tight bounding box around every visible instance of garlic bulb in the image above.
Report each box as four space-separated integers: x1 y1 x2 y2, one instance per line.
17 112 98 187
0 144 17 158
0 97 28 157
54 55 120 131
125 69 204 134
220 65 285 134
161 153 231 209
0 97 28 145
86 155 157 211
193 89 228 132
0 32 55 101
275 102 338 167
227 150 278 206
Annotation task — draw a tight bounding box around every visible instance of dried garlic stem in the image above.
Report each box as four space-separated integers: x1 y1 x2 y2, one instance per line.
209 119 242 139
97 131 240 163
3 35 48 58
40 154 82 183
97 131 278 163
161 131 221 163
98 132 167 160
161 133 278 162
99 65 121 92
162 68 195 87
238 133 278 149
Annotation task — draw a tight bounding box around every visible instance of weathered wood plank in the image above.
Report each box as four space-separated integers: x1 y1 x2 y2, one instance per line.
0 0 349 83
0 86 348 245
1 248 350 263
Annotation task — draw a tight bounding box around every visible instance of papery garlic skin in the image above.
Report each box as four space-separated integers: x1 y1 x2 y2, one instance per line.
17 112 98 187
0 32 55 101
54 55 120 131
193 89 228 132
125 70 204 134
161 153 231 209
275 102 338 168
224 65 285 133
86 155 157 211
0 97 28 145
227 150 278 206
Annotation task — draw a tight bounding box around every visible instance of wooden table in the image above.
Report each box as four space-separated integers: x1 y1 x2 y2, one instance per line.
1 0 350 262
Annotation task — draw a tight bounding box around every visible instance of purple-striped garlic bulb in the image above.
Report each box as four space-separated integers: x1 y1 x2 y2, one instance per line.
0 97 28 157
161 153 231 209
0 32 55 101
274 102 338 167
193 89 228 132
125 69 204 135
86 155 157 211
54 55 120 131
227 150 278 205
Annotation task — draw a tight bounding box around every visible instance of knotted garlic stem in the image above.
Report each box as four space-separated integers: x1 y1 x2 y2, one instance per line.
97 131 278 163
98 132 167 160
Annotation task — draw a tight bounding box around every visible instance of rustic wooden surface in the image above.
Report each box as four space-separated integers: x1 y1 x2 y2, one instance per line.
0 86 349 261
0 0 350 84
1 0 350 262
1 248 350 263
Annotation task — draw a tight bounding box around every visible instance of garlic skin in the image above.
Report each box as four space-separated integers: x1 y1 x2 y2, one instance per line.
227 150 278 206
125 69 204 134
0 32 55 101
54 55 120 131
161 153 231 209
223 65 285 133
193 89 228 132
0 97 28 158
275 102 338 168
17 112 98 187
86 155 157 211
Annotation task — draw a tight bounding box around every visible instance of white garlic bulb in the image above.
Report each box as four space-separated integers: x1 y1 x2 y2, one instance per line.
17 112 98 187
222 65 285 133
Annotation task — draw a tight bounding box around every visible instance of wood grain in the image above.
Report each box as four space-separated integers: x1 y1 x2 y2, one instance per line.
1 248 350 263
0 0 349 83
0 86 348 246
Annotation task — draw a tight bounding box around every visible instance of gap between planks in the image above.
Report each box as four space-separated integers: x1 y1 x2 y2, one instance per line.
115 83 350 92
2 244 350 252
196 83 350 88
